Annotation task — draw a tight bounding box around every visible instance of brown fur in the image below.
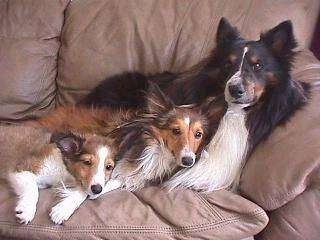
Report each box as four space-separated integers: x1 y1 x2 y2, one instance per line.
56 133 115 193
0 124 115 194
153 113 207 162
35 106 136 136
0 125 55 175
111 84 224 190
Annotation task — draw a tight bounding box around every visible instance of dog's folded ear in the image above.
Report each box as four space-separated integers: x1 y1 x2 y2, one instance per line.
216 17 240 46
145 81 175 115
260 20 297 59
51 132 85 156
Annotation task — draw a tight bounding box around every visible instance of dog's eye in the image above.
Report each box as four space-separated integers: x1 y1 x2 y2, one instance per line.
172 128 181 135
83 160 92 166
252 62 263 71
105 164 114 171
195 132 203 139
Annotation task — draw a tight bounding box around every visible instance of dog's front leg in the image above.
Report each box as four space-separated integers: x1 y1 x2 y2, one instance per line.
8 172 39 224
50 188 87 224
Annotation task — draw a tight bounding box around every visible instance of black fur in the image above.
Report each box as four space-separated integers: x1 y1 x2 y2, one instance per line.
81 18 310 154
79 71 176 109
216 18 310 150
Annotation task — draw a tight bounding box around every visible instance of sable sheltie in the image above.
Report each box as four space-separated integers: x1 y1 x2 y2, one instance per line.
110 83 220 190
0 125 118 224
80 18 310 192
40 83 218 191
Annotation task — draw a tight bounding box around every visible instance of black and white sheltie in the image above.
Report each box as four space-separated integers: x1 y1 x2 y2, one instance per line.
80 18 310 191
166 18 310 191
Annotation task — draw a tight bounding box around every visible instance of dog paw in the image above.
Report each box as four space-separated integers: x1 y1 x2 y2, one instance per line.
50 202 75 225
15 202 36 224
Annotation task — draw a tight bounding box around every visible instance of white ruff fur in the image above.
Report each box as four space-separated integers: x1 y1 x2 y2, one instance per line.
124 140 176 191
165 47 250 192
91 146 109 187
165 107 248 191
37 153 75 188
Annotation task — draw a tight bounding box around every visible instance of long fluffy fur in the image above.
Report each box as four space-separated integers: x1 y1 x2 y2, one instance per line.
117 139 176 191
165 98 248 192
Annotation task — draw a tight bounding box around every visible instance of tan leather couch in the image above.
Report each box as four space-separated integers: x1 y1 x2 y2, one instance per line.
0 1 319 239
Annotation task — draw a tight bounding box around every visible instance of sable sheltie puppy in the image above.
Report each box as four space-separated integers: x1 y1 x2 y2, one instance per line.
0 125 117 224
165 19 310 191
110 83 219 190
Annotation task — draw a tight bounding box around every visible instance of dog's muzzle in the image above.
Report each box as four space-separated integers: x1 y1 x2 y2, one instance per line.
181 156 195 167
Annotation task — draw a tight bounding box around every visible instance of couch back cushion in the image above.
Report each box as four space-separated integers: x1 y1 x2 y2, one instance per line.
56 0 320 105
0 0 69 121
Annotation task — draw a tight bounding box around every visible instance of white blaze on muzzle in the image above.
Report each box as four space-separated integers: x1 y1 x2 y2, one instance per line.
91 146 109 191
225 47 249 105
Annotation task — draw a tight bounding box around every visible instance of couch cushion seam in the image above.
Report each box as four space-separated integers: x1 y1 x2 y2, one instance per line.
0 217 264 236
0 211 266 234
194 192 223 220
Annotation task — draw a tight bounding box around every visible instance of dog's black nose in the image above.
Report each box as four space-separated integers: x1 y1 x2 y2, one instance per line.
228 84 245 99
181 157 195 167
91 184 102 194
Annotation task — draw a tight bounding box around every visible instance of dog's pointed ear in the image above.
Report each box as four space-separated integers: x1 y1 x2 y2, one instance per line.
51 132 85 155
146 82 174 115
260 20 297 57
216 17 240 46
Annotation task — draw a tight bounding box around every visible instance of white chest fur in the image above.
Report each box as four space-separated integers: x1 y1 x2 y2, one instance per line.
121 140 176 191
36 152 74 188
165 107 248 191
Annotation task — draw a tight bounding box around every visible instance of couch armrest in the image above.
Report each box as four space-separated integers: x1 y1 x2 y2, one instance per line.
240 50 320 211
256 188 320 240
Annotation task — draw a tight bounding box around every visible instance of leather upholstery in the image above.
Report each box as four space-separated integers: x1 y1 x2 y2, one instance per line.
0 1 320 239
0 0 69 121
56 0 320 106
0 182 268 240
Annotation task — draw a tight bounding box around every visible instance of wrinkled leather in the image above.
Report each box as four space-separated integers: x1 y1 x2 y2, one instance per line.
0 0 69 121
55 0 320 105
0 181 268 240
1 0 320 239
240 52 320 239
240 74 320 211
256 188 320 240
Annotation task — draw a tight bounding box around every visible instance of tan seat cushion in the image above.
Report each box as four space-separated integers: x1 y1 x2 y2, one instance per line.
0 0 69 121
0 181 268 240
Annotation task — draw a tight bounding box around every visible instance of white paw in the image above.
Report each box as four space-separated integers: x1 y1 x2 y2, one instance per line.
15 202 36 224
50 202 75 225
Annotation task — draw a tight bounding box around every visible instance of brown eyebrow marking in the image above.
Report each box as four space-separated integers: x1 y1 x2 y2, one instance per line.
266 72 279 85
250 55 259 63
229 54 237 63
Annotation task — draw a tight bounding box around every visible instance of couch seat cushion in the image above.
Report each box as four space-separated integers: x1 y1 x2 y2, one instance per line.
0 181 268 240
